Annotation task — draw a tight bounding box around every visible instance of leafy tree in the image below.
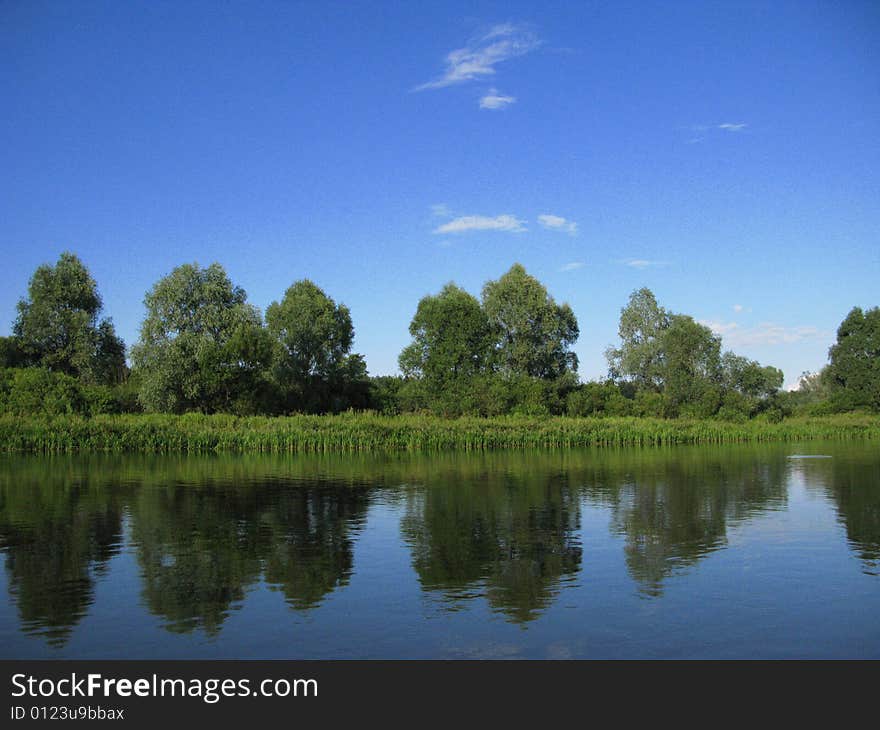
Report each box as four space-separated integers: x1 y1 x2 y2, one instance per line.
661 315 722 415
265 280 366 412
0 336 27 369
720 352 783 399
131 263 273 414
605 287 669 389
13 252 126 383
825 306 880 411
399 283 494 414
481 264 579 379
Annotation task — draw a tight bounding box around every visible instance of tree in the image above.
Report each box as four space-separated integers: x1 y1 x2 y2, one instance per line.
481 263 579 379
605 287 669 389
131 263 273 413
399 283 494 414
660 315 722 415
720 352 783 399
825 306 880 411
0 336 27 369
265 280 366 412
13 252 126 383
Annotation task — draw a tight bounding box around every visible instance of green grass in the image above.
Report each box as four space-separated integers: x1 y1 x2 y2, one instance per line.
1 412 879 453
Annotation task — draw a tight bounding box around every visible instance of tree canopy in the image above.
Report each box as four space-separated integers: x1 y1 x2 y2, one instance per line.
825 306 880 411
13 252 126 384
131 262 272 414
605 287 669 389
481 263 579 379
266 279 367 412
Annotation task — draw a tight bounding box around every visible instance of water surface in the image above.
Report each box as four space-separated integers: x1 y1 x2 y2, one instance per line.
1 442 878 658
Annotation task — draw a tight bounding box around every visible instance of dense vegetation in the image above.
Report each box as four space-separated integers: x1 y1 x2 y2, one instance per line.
1 412 878 454
1 252 878 443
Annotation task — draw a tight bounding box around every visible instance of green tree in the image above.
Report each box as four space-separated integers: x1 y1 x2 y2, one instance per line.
825 306 880 411
265 280 365 412
131 263 273 413
13 252 126 383
605 287 669 389
481 263 579 379
661 314 722 415
0 336 27 369
721 352 783 399
398 283 494 414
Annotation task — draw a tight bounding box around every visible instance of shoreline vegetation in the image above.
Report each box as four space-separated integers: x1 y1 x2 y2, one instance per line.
2 412 878 454
2 254 877 437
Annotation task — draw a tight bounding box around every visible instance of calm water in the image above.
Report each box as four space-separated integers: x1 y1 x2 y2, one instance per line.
0 442 878 659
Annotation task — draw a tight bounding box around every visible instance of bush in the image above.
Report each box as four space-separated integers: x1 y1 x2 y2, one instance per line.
0 368 87 416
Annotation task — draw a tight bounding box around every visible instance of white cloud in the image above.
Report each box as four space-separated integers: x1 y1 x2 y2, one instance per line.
433 214 526 235
479 88 516 110
538 213 577 235
415 24 540 91
718 123 747 132
559 261 585 272
733 304 744 313
620 258 667 269
700 320 831 347
430 203 452 218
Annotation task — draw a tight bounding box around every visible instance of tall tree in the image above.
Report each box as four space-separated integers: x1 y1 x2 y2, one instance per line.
661 314 722 413
131 263 272 413
605 287 669 389
481 263 579 379
265 279 367 412
399 283 493 413
825 306 880 411
13 252 126 383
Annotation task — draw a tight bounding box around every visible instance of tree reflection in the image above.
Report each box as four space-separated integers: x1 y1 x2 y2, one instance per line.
0 445 876 648
824 455 880 575
0 464 124 646
594 453 788 595
402 460 582 623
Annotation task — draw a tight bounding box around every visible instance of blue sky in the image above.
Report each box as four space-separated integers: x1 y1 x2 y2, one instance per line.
1 1 878 385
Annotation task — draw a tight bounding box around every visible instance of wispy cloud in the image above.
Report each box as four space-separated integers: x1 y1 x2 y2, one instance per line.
538 213 577 235
434 214 526 235
685 122 748 143
732 304 744 313
415 24 540 91
559 261 585 272
619 258 667 269
479 88 516 110
430 203 452 218
700 320 831 347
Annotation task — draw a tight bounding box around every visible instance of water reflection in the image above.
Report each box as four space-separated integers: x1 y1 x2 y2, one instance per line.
0 444 878 648
0 466 125 645
401 465 582 622
596 454 789 595
790 452 880 576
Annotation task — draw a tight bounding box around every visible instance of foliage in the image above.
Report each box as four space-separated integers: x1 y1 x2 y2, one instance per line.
1 412 878 454
265 280 367 412
0 367 139 417
661 315 723 416
825 306 880 412
0 336 28 368
131 263 273 414
12 252 126 384
605 288 785 418
605 287 669 389
399 283 494 415
481 264 579 379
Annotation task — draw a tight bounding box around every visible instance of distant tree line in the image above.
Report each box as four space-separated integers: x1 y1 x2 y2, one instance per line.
1 252 877 419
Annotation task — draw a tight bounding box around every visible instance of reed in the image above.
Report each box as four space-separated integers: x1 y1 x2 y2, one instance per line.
1 412 878 454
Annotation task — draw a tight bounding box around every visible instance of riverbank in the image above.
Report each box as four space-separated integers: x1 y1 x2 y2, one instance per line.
1 412 879 453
